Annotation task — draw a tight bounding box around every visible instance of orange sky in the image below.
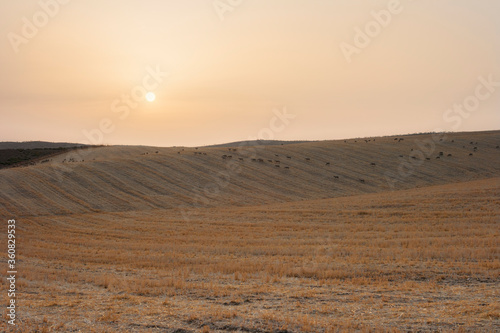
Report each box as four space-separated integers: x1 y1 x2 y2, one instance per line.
1 0 499 146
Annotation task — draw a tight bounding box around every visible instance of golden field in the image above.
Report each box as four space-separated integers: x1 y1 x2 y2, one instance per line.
1 131 499 332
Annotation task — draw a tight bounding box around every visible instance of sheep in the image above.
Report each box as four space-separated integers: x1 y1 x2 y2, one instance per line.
469 153 473 156
370 162 376 166
286 156 292 159
325 162 330 166
305 158 311 161
284 166 290 169
359 179 365 183
334 176 339 179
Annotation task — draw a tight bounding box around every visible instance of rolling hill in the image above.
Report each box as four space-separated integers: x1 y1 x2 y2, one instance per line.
0 131 499 217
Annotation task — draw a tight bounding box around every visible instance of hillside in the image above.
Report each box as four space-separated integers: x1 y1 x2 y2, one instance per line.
8 178 500 332
0 131 499 217
205 139 311 147
0 141 87 150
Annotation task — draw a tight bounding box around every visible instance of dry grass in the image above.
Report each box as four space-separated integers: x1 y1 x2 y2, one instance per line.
1 131 499 218
1 178 498 332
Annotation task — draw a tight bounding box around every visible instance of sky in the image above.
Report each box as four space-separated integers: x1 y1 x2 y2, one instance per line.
0 0 499 147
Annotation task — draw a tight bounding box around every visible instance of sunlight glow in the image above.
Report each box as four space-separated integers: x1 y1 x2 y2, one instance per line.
146 92 156 102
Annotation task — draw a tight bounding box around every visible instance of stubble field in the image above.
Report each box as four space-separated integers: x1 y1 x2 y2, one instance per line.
2 177 499 332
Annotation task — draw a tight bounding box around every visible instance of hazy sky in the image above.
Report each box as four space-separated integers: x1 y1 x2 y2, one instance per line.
1 0 499 146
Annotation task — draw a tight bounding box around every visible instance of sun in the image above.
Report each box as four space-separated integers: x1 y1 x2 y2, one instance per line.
146 92 156 102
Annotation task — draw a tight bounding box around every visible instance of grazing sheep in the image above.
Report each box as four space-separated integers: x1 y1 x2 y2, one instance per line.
325 162 330 166
439 152 444 156
275 160 280 164
370 163 376 166
274 154 279 157
286 156 292 159
284 166 290 169
334 176 339 179
394 138 398 141
275 165 280 168
359 179 365 183
436 156 440 159
447 154 452 157
469 153 473 156
238 158 244 161
426 158 430 160
268 159 273 163
399 155 404 157
305 158 311 161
